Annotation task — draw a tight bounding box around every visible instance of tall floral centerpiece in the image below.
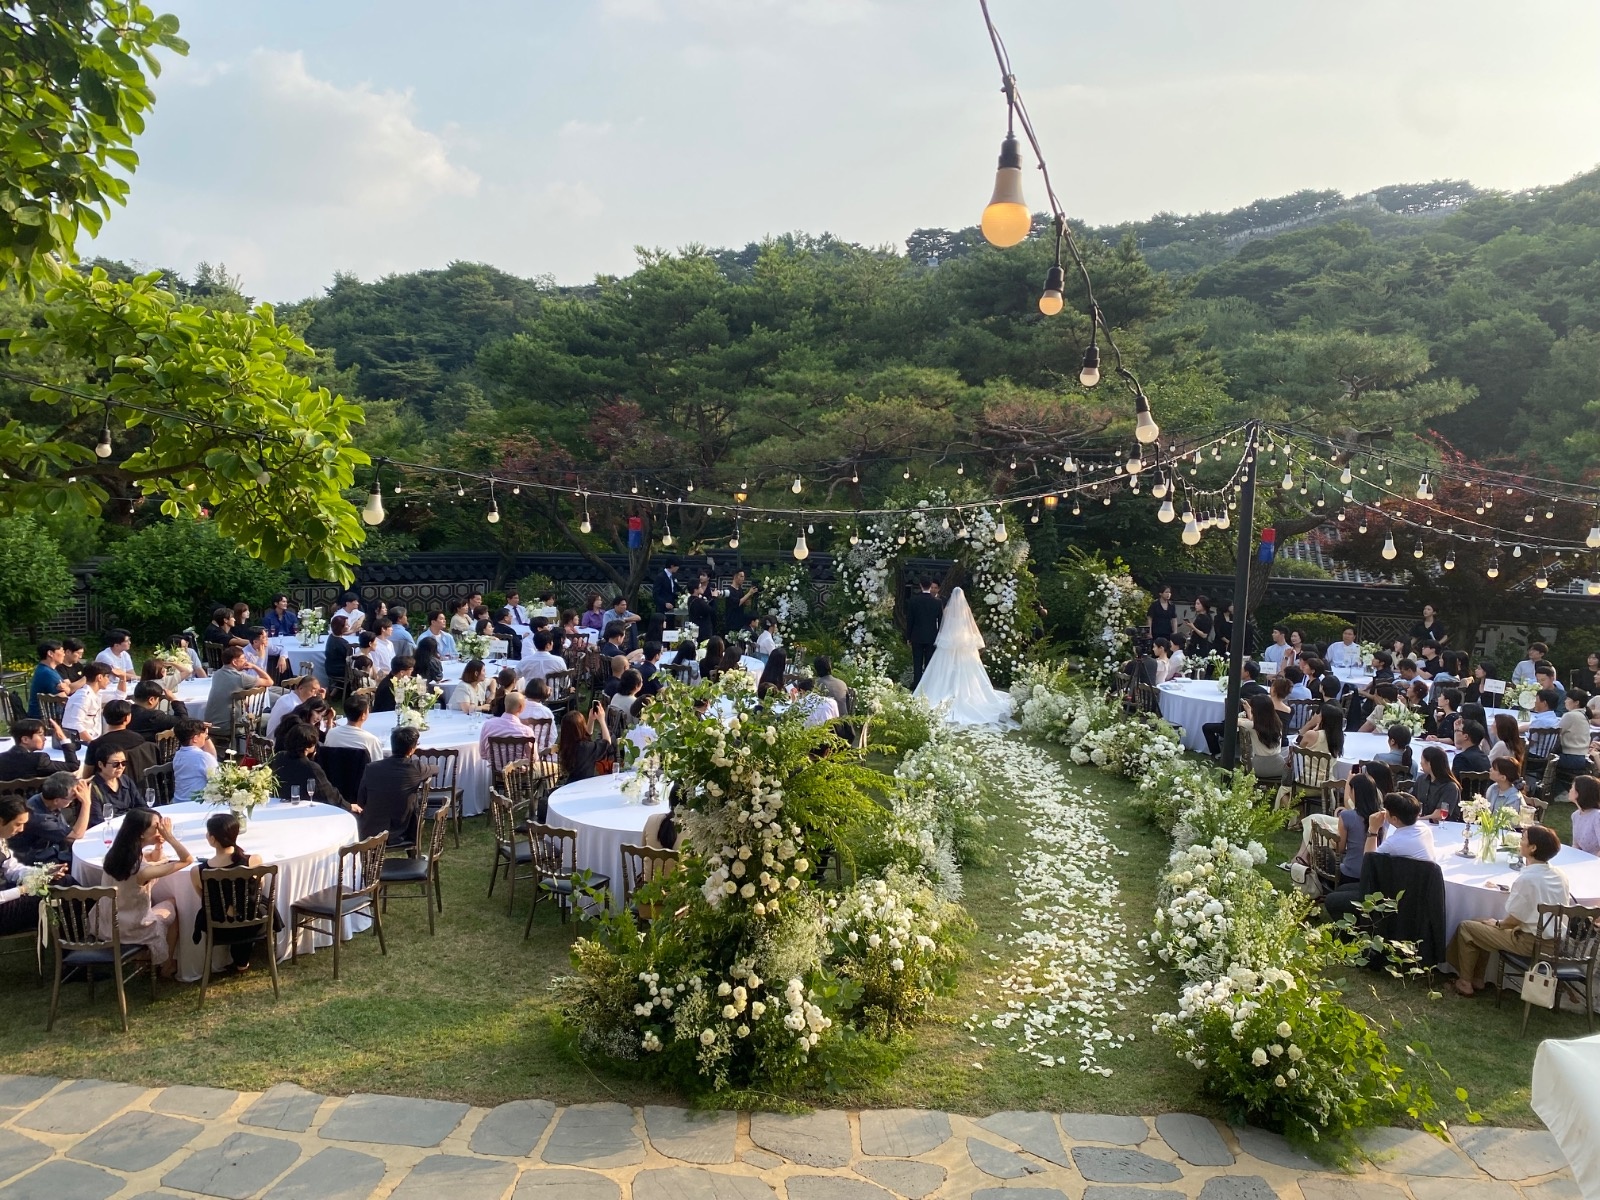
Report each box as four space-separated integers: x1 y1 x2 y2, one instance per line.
457 630 494 663
1509 681 1540 717
202 755 275 831
390 677 437 731
1459 796 1537 863
1373 701 1425 737
297 607 328 647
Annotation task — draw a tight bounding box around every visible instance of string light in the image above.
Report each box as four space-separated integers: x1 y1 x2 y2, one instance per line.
1415 473 1431 500
980 131 1029 248
1412 537 1423 559
1534 564 1550 589
734 481 748 503
580 495 592 535
1038 263 1065 316
1339 464 1352 485
1513 543 1524 558
791 476 803 494
362 477 385 527
1080 344 1101 388
1444 546 1456 570
1486 552 1500 579
1157 498 1175 523
486 480 500 523
728 522 741 550
993 510 1009 542
1589 518 1600 549
1151 473 1169 499
792 529 810 561
94 415 112 459
1381 531 1398 560
1180 515 1201 545
660 521 673 547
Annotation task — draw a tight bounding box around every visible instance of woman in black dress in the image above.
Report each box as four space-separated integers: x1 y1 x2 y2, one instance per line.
1146 586 1177 642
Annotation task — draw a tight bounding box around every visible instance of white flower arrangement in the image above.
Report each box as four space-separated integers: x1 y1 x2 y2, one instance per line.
297 607 328 645
456 630 494 663
1374 701 1425 736
1510 681 1541 712
18 866 53 898
757 565 811 638
390 676 437 730
1189 652 1228 681
201 756 276 816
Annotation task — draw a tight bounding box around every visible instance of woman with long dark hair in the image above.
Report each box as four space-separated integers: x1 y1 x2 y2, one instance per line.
756 648 788 702
190 811 267 972
1335 773 1383 885
412 636 445 684
556 704 613 781
702 636 727 683
489 667 519 717
1238 694 1285 780
101 809 193 976
451 659 490 713
1376 725 1414 776
671 638 701 684
1490 712 1526 767
1415 744 1461 822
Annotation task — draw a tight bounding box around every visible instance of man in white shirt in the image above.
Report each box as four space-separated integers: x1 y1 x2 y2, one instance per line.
794 678 840 728
518 631 568 685
1511 641 1548 686
369 619 397 677
504 590 530 626
171 718 218 803
62 662 115 742
1326 627 1363 671
1261 625 1290 667
324 692 385 761
1366 793 1436 862
266 676 323 740
95 629 137 683
1448 823 1570 995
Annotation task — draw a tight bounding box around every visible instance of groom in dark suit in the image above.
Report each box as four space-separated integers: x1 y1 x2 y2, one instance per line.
905 577 943 686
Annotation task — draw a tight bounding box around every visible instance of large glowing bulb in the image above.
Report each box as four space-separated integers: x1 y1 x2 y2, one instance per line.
1157 499 1175 523
1588 523 1600 549
361 483 385 526
1381 532 1398 560
980 133 1031 247
1039 265 1065 316
1180 517 1201 546
792 532 810 561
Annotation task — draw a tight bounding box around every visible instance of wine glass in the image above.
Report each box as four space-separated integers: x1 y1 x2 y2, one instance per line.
304 778 316 805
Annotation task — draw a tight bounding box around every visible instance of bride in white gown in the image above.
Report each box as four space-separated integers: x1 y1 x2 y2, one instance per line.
912 586 1012 726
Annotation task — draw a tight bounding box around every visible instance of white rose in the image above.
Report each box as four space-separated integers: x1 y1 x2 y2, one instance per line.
1251 1048 1268 1066
1276 1022 1292 1038
699 1030 716 1046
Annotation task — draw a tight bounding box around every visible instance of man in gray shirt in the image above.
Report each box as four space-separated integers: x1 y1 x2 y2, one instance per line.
203 644 255 738
812 655 851 716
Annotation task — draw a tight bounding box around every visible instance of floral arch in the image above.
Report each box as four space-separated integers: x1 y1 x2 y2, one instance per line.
835 488 1038 685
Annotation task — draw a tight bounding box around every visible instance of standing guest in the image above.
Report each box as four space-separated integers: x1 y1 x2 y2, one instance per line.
1327 627 1363 671
1365 792 1434 861
262 594 300 639
1146 585 1177 642
1335 773 1384 885
130 681 183 739
1415 746 1462 823
201 646 255 740
325 693 384 761
1484 758 1526 814
1215 603 1237 657
652 556 681 618
336 593 366 634
12 772 92 865
1448 825 1567 996
1569 777 1600 856
686 579 717 641
1410 605 1448 648
269 724 345 808
905 578 943 687
556 704 614 782
0 797 68 936
1512 642 1549 686
356 726 430 845
171 719 218 803
27 640 70 718
1452 723 1492 774
722 571 759 636
1180 597 1217 658
96 629 137 684
62 662 117 743
0 718 76 779
100 809 194 977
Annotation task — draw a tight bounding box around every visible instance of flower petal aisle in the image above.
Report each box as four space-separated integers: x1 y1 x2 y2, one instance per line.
961 729 1149 1076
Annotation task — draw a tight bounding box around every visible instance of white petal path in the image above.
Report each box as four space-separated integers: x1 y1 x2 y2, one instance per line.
959 729 1151 1075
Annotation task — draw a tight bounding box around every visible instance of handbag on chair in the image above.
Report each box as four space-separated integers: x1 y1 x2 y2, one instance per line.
1521 960 1560 1009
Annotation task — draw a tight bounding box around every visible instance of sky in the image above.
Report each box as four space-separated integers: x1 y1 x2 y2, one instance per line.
86 0 1600 302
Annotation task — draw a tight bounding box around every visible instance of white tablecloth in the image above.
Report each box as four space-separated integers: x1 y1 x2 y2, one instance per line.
546 772 668 907
269 635 359 685
71 800 362 983
1157 679 1225 752
1417 821 1600 942
1532 1034 1600 1197
1330 732 1456 780
96 678 211 709
361 709 492 817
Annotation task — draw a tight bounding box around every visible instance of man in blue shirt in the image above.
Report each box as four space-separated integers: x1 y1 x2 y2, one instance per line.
387 606 417 656
1523 689 1562 731
1261 625 1290 667
1283 664 1314 701
262 594 300 639
12 773 91 865
27 641 67 719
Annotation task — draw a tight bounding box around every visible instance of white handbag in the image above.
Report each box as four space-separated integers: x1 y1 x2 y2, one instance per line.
1521 960 1560 1009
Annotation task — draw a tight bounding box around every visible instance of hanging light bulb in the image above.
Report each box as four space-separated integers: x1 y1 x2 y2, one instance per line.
1157 498 1175 523
729 524 741 550
1486 554 1501 579
993 512 1009 543
902 467 911 480
456 479 466 498
1383 464 1393 486
1070 498 1081 516
734 481 748 503
980 131 1030 247
1381 531 1398 560
1588 521 1600 549
1415 473 1430 500
1038 264 1065 316
1041 495 1058 509
1545 505 1555 520
850 467 859 484
1524 508 1535 524
95 419 113 459
848 527 859 546
792 530 810 561
1061 455 1075 473
1030 510 1039 524
1133 390 1159 443
1444 547 1456 570
1513 543 1524 558
1412 538 1423 559
580 510 592 535
1151 474 1169 500
361 481 385 526
1102 495 1112 506
791 476 803 494
1180 516 1201 545
486 499 500 524
1216 509 1231 530
1125 448 1143 475
1586 573 1600 596
1180 496 1195 524
1535 565 1550 589
1080 343 1101 388
661 523 673 547
1339 464 1352 485
1316 485 1327 509
1281 468 1295 490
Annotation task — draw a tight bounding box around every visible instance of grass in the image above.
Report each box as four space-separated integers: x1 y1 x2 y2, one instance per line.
1 739 1562 1124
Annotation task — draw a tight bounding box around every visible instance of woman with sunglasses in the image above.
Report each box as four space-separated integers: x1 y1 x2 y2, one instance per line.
88 750 149 824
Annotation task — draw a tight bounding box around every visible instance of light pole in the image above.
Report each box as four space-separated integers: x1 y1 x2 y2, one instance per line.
1219 420 1260 770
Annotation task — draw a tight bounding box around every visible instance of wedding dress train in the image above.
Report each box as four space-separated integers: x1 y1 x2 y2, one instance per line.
912 587 1012 727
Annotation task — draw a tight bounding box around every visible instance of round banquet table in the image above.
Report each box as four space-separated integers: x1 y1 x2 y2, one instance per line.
545 772 670 909
361 709 492 817
1422 821 1600 944
71 800 363 983
269 635 359 685
1331 731 1454 779
1157 678 1225 753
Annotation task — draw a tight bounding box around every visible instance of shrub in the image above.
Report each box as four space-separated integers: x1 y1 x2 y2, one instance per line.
0 516 74 644
1278 612 1351 654
93 519 289 642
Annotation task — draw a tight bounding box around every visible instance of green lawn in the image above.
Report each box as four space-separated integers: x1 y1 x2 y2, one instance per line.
0 740 1563 1123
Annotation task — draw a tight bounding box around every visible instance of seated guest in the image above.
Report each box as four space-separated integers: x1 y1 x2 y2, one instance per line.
1451 722 1491 774
95 628 137 683
0 717 76 779
269 723 345 808
1511 641 1548 686
1569 777 1600 856
129 680 182 739
1521 688 1562 733
1292 702 1345 762
1484 757 1525 814
171 719 218 803
448 598 474 635
356 726 429 844
1373 725 1415 775
87 744 147 823
1237 694 1286 780
62 661 117 743
418 610 456 660
609 669 644 723
262 593 300 639
1365 791 1434 861
1327 627 1363 671
0 797 68 936
637 641 665 697
518 630 567 685
276 697 336 743
756 648 789 703
413 636 445 684
1427 688 1463 742
336 592 366 634
450 659 492 714
1199 661 1268 755
1415 746 1462 823
1283 664 1313 701
670 639 701 685
28 640 69 719
478 688 537 757
1555 688 1593 772
1489 713 1525 767
794 677 840 728
346 654 376 695
490 608 522 661
523 679 559 745
556 704 614 782
203 607 247 648
1334 773 1384 886
372 656 419 713
504 590 529 626
324 693 384 761
190 811 271 972
1535 662 1566 705
369 618 397 678
266 675 324 741
1261 625 1290 666
489 668 519 717
1151 638 1184 684
13 772 92 865
239 625 284 684
324 613 352 687
202 645 256 741
101 808 194 976
387 606 416 656
1448 824 1568 996
85 699 156 778
57 638 88 688
1358 683 1401 733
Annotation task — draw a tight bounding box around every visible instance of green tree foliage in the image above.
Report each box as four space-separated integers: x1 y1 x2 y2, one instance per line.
0 1 187 291
0 514 73 642
92 518 288 642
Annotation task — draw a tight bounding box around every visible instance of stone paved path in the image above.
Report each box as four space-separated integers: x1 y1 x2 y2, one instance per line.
0 1075 1577 1200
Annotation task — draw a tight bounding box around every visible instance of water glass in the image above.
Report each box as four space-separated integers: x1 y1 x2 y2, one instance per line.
289 785 301 804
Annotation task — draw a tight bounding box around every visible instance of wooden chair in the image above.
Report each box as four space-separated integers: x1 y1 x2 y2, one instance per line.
669 662 697 685
142 761 175 807
1458 770 1492 800
487 786 537 915
1286 746 1338 816
1131 682 1162 717
230 687 272 755
197 863 281 1005
502 756 554 822
244 733 274 766
1308 821 1342 893
202 642 227 670
1543 752 1597 803
1525 729 1561 793
0 688 23 729
525 822 611 933
1496 903 1600 1034
619 842 678 923
152 729 177 765
46 885 155 1032
349 686 376 707
37 693 66 732
485 734 536 784
288 832 388 981
544 669 578 710
1286 698 1321 734
379 811 449 935
0 777 48 805
412 747 464 846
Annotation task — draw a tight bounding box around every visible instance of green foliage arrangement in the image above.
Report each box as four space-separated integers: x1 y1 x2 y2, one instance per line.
0 515 74 639
92 519 288 642
1277 612 1350 654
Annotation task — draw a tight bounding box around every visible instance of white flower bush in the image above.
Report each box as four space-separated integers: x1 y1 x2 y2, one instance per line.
826 867 965 1033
